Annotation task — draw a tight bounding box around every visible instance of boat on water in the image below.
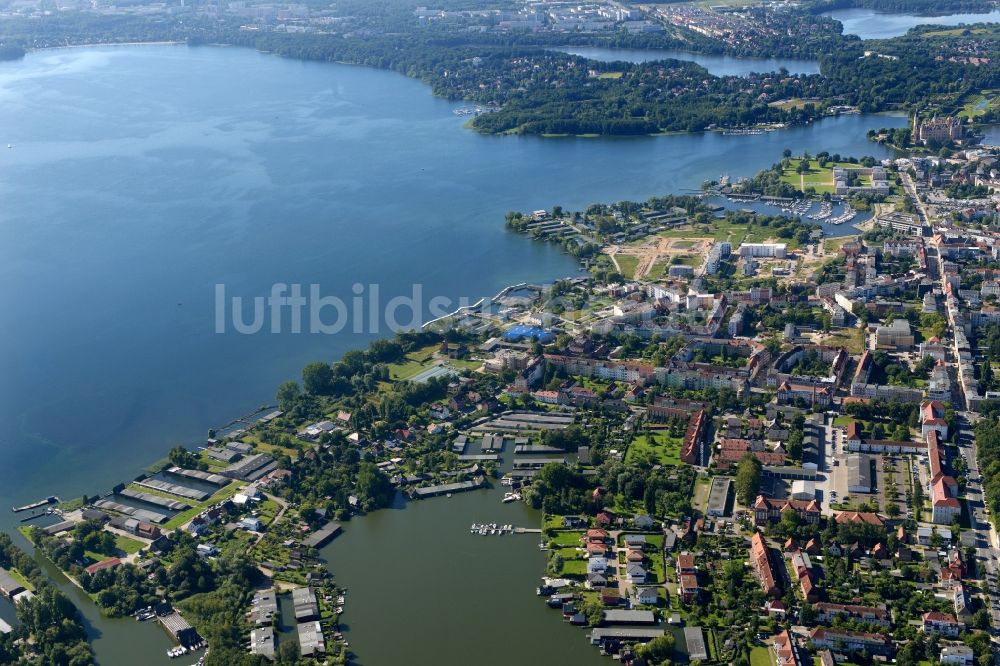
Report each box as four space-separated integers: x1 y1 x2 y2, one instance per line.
502 491 521 503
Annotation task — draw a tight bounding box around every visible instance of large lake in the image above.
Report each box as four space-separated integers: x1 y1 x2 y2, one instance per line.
823 7 1000 39
555 46 821 76
0 44 904 665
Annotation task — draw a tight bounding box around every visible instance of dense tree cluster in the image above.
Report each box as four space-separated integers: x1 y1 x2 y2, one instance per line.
0 533 93 666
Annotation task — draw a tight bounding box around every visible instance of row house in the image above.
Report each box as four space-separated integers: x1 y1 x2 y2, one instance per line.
808 628 894 656
751 532 781 598
814 602 890 627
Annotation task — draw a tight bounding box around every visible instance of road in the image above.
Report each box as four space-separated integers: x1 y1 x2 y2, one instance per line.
955 412 1000 632
900 171 931 225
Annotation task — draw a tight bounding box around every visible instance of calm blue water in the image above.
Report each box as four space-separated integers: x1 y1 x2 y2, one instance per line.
555 46 821 76
823 7 1000 39
0 44 905 665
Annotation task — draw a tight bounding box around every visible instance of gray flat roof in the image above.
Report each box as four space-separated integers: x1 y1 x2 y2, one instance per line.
590 627 664 641
603 609 657 624
707 477 732 517
685 626 708 661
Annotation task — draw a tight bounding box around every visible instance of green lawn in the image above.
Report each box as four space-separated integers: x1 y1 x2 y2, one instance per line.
550 531 584 547
616 255 639 279
626 429 682 466
658 218 803 250
8 568 34 592
959 90 1000 119
779 158 862 195
560 558 588 576
751 646 774 666
648 259 669 280
114 534 145 554
386 343 442 381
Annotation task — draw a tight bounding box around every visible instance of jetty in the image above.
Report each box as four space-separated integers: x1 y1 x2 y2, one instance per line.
119 488 190 511
456 454 500 462
135 478 209 502
468 523 542 535
12 496 59 513
165 466 230 487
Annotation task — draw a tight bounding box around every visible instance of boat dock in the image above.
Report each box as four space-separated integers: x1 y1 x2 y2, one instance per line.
457 454 500 462
93 499 168 524
468 523 542 535
136 478 209 502
165 466 230 487
119 487 190 511
11 496 59 513
411 478 485 499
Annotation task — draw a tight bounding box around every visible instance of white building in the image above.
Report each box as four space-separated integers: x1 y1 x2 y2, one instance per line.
739 243 787 259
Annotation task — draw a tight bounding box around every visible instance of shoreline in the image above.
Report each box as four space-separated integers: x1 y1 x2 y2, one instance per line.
10 40 902 141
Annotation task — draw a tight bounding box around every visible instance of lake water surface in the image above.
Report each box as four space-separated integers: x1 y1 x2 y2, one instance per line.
555 46 821 76
0 44 906 665
823 7 1000 39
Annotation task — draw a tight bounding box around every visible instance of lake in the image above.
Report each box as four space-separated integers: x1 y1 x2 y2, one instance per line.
555 46 821 76
0 44 905 665
822 7 1000 39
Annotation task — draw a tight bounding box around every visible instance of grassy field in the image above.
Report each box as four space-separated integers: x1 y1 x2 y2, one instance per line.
561 558 588 576
922 26 996 38
768 97 820 111
648 259 669 280
813 327 864 354
751 646 774 666
959 90 1000 119
616 254 639 279
779 158 861 195
114 534 145 554
658 218 803 250
626 429 682 466
597 71 623 79
387 344 442 381
8 568 34 591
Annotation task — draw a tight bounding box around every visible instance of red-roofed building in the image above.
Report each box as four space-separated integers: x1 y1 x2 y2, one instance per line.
834 511 885 527
921 400 949 440
85 557 122 575
932 477 962 525
922 611 961 637
751 532 781 598
754 496 821 525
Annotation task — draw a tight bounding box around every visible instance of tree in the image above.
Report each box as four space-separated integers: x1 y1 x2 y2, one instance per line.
354 462 393 510
636 633 676 664
735 454 763 506
302 362 333 394
973 608 991 630
275 380 301 410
